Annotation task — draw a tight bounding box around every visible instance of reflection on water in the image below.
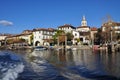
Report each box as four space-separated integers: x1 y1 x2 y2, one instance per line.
47 50 119 80
0 49 120 80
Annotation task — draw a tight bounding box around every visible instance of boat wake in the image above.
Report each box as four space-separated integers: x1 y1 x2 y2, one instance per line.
0 51 24 80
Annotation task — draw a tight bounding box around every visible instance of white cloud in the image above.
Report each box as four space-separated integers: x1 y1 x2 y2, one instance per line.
0 20 13 26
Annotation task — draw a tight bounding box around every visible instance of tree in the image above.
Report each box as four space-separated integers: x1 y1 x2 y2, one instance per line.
52 30 65 44
116 33 120 40
30 34 33 46
66 32 74 41
94 28 103 45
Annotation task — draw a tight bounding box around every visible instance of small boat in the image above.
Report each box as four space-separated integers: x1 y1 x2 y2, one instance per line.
34 46 47 51
71 48 77 50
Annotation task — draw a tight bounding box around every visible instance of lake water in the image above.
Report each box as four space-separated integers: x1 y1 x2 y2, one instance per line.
0 49 120 80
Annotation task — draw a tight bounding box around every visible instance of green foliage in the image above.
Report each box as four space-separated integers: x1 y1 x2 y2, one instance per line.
66 32 74 41
76 38 80 42
20 38 26 42
30 34 33 45
94 28 103 44
116 33 120 40
52 30 65 44
6 39 13 44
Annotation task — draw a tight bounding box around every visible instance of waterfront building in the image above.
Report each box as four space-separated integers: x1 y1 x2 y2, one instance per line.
33 28 55 46
0 34 11 46
0 34 7 40
76 16 91 44
102 21 120 33
72 30 80 45
5 32 33 48
5 35 25 48
101 21 120 43
18 33 32 45
58 24 76 33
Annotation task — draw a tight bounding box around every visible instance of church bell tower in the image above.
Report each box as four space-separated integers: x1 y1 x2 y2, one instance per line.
81 16 87 26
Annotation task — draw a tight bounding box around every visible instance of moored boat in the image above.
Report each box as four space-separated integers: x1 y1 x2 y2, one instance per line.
34 46 47 51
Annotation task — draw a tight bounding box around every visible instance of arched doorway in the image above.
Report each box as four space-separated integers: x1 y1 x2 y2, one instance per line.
35 41 40 46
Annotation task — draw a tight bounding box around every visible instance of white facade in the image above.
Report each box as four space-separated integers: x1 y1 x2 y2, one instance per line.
33 31 44 46
58 24 75 33
0 35 8 46
76 27 90 32
58 27 74 33
76 16 90 44
72 30 80 44
76 16 90 32
0 35 7 40
33 28 54 46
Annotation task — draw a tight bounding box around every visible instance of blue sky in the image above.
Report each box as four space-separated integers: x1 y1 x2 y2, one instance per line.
0 0 120 34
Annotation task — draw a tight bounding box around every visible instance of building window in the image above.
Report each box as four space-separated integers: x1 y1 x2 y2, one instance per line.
50 32 52 34
43 36 45 39
41 31 43 34
75 33 77 36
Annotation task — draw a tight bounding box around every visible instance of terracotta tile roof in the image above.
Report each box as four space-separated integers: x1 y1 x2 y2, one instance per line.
22 30 33 34
0 33 12 36
19 33 32 36
6 34 18 38
33 28 55 32
77 26 90 28
58 24 76 29
91 27 98 31
103 21 120 27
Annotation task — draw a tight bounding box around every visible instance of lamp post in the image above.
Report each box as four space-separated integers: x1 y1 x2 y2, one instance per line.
110 27 113 44
111 29 112 43
110 27 115 53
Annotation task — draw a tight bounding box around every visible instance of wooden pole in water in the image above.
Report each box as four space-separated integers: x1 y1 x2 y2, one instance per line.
65 35 67 51
57 37 59 47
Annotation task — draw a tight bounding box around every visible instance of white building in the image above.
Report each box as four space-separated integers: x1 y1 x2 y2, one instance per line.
18 33 32 45
0 35 7 40
20 30 33 45
0 34 11 46
76 16 91 44
33 28 55 46
102 21 120 33
72 30 80 45
58 24 76 33
76 16 90 32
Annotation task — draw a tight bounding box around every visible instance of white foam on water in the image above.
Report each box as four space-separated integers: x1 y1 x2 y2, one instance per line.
31 62 47 72
0 51 25 80
34 59 47 64
61 71 90 80
2 63 24 80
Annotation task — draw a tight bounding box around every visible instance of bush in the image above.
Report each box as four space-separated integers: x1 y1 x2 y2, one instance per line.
83 43 88 45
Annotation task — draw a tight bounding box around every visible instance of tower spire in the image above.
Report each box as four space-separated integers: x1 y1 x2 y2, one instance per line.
82 15 86 21
81 15 87 26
